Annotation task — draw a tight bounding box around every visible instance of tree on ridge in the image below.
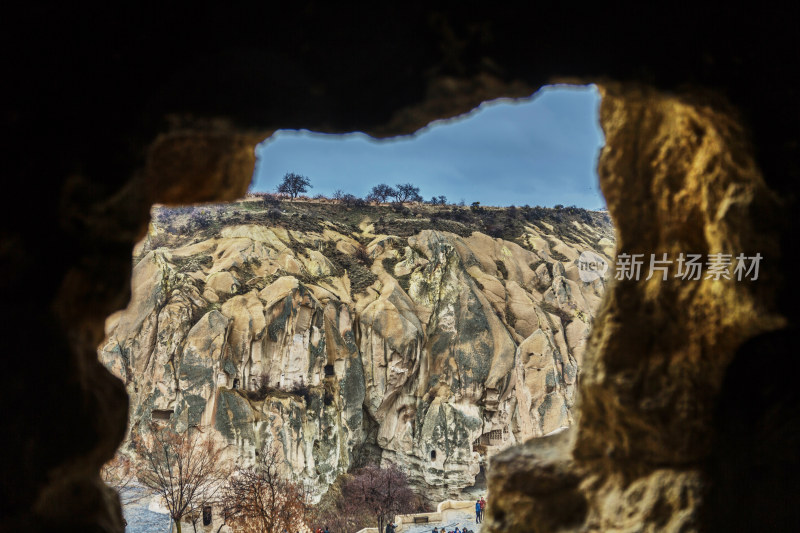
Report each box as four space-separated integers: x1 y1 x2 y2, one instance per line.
393 183 423 203
277 172 312 199
368 184 397 203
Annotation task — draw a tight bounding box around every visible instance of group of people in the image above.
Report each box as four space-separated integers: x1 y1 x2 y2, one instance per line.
429 496 486 533
474 496 486 523
432 526 473 533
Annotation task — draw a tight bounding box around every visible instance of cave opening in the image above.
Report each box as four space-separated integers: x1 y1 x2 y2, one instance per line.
151 409 173 422
5 4 795 531
101 83 617 529
128 84 785 531
55 77 791 532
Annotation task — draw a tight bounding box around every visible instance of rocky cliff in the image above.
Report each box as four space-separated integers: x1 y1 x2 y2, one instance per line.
100 200 614 501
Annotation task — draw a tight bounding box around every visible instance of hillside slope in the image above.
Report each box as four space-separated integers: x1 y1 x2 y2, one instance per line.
100 199 615 501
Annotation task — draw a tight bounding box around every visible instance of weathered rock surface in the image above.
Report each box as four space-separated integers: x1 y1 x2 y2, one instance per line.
486 84 787 532
100 205 614 500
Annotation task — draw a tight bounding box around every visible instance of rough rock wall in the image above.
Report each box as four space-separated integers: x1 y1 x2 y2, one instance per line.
486 85 786 532
3 4 798 532
100 210 614 501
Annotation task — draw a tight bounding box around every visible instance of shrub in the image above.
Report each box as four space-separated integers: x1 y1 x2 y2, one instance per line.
354 245 372 266
340 193 366 207
245 374 273 401
290 383 312 405
487 225 504 238
190 210 212 229
390 202 411 215
495 260 508 279
259 193 281 207
382 256 399 274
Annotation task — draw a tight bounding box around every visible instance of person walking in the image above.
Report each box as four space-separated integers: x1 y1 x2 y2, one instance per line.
479 496 486 521
475 499 482 523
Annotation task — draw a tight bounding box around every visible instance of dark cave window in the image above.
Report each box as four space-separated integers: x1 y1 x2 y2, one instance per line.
151 409 173 422
431 450 437 461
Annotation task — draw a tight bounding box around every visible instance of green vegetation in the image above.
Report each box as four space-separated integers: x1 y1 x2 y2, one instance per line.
495 260 508 280
319 241 378 293
143 197 613 283
381 256 399 274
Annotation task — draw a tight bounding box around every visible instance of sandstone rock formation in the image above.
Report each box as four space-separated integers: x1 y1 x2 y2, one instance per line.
99 203 614 501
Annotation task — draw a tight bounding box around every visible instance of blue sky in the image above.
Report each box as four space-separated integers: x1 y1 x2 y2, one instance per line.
251 84 606 209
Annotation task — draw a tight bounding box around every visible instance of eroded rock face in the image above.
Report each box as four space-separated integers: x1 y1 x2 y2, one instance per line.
100 207 614 501
486 84 786 533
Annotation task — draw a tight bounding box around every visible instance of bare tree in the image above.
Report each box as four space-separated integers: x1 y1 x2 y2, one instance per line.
308 475 371 533
133 425 229 533
101 451 152 507
343 464 415 533
368 184 397 204
393 183 423 203
220 445 309 533
277 172 312 199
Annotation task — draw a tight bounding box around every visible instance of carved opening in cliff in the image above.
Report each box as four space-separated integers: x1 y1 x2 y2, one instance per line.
151 409 173 422
466 465 487 493
102 84 614 522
